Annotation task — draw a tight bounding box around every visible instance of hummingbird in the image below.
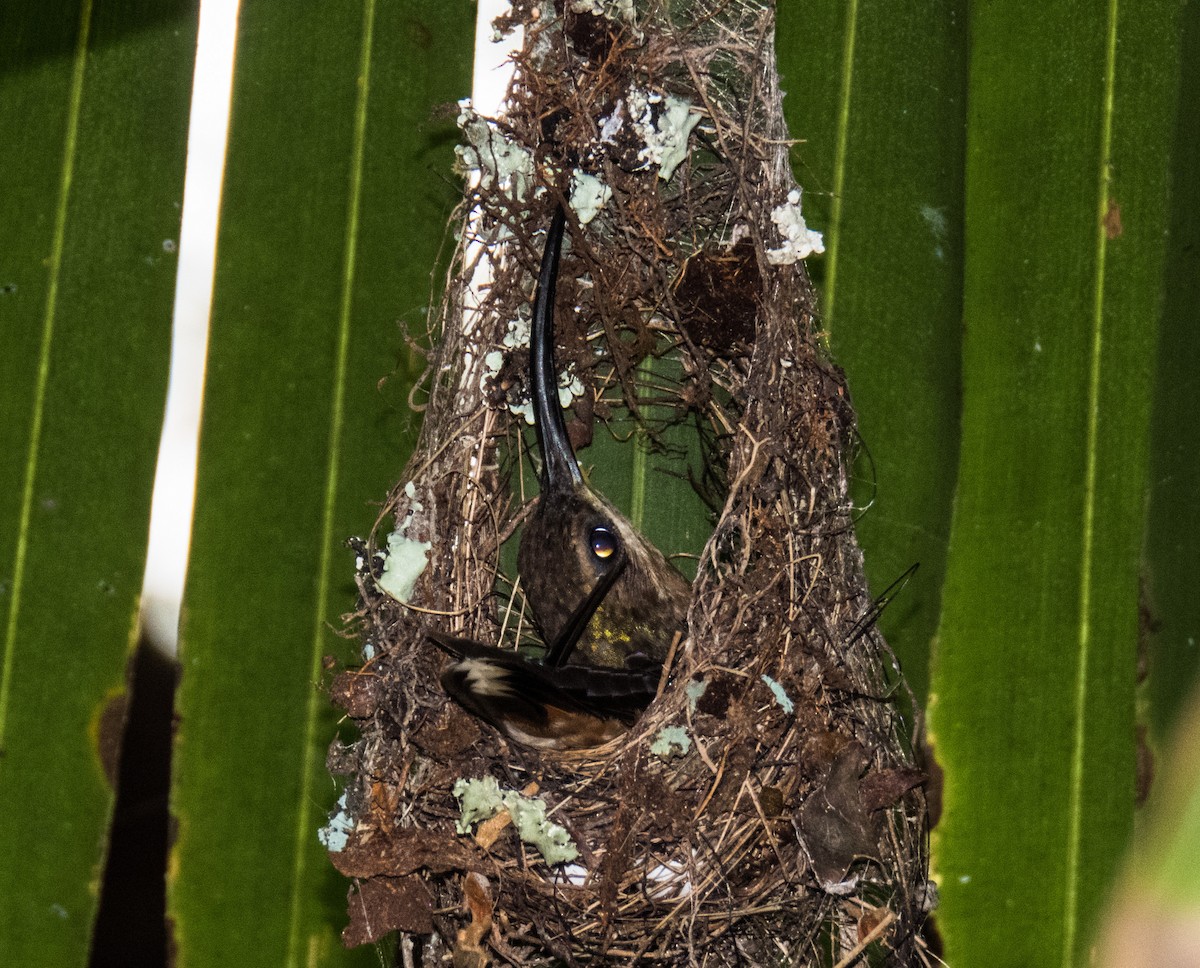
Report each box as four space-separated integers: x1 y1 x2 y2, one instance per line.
516 205 691 670
433 205 692 750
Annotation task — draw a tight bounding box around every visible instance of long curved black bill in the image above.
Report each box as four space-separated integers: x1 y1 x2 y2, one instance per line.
531 205 582 494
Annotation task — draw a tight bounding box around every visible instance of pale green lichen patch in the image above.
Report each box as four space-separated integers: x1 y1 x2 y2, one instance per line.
454 776 506 834
761 674 795 714
482 304 583 425
506 794 579 866
455 100 536 201
685 678 709 713
650 725 692 759
377 531 431 603
569 0 637 23
483 349 505 376
502 307 532 349
509 399 535 424
557 366 584 409
318 792 355 852
570 169 612 224
766 189 825 265
630 89 700 182
453 776 579 865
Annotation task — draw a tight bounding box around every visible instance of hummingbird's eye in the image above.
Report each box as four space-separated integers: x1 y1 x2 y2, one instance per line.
589 526 617 560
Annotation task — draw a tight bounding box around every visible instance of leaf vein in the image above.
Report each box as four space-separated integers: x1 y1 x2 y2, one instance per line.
823 0 860 327
283 0 378 960
0 0 94 756
1062 0 1121 962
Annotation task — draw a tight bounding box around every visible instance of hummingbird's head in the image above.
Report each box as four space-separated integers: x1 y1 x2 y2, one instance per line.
518 482 690 668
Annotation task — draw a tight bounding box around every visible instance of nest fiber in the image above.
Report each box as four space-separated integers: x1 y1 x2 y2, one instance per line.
325 1 932 964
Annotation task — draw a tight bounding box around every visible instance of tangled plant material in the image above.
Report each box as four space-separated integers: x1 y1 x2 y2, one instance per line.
325 0 932 963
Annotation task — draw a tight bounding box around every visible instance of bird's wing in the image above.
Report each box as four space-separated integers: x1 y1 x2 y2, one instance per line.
430 631 659 728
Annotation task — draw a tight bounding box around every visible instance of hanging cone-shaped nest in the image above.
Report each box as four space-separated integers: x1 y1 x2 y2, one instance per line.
325 1 933 964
